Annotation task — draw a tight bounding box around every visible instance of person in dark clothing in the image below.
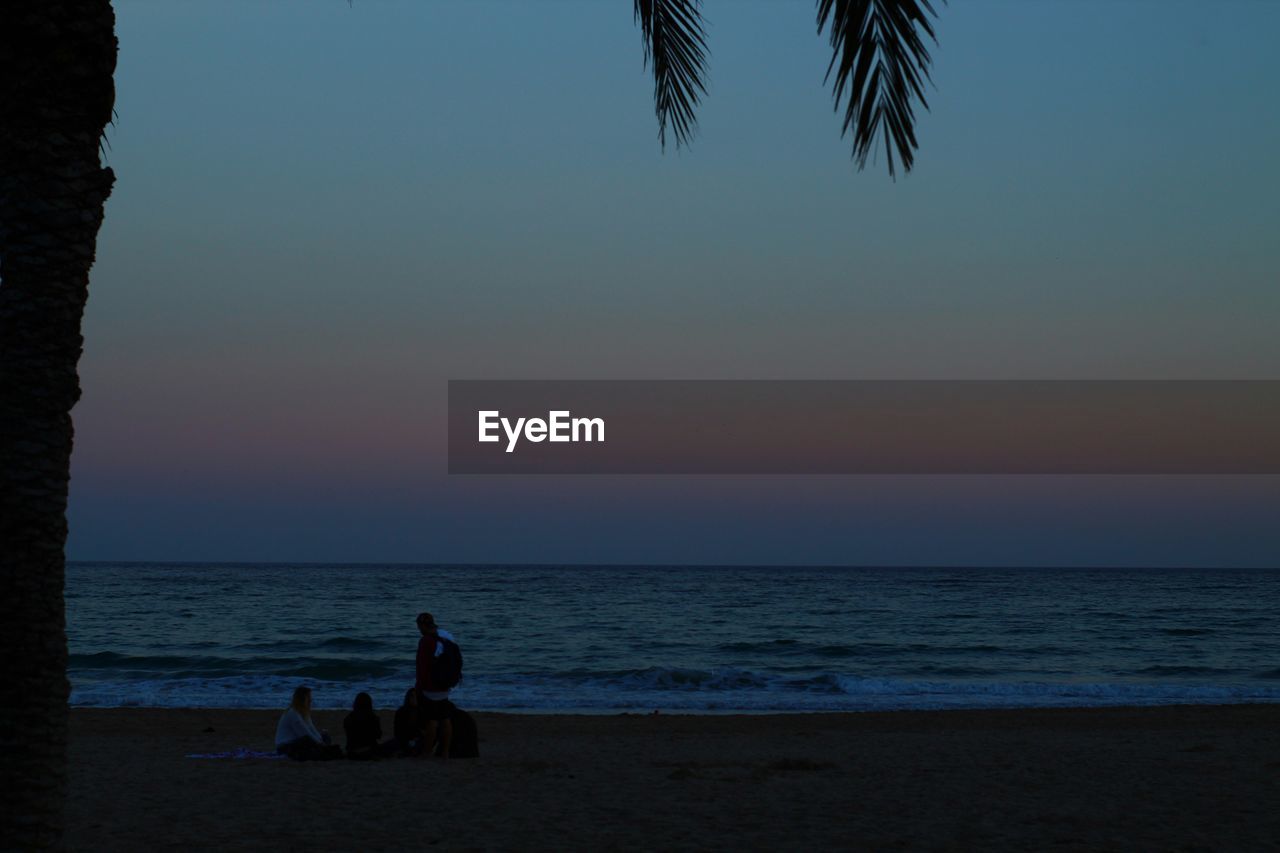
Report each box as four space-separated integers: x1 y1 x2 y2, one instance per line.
343 692 385 760
415 612 460 758
392 687 424 756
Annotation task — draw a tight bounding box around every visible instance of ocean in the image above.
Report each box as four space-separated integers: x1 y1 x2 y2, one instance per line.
67 563 1280 713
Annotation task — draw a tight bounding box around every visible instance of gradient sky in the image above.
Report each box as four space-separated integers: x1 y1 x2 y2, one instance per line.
66 0 1280 565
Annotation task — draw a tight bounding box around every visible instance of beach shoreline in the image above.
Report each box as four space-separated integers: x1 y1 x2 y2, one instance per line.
69 703 1280 850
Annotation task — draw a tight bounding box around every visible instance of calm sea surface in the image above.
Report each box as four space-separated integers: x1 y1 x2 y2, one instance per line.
67 563 1280 712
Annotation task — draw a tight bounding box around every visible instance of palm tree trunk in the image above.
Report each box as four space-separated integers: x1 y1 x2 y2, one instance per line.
0 1 117 846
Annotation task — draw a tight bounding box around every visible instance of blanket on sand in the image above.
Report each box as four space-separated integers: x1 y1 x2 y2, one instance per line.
186 747 284 760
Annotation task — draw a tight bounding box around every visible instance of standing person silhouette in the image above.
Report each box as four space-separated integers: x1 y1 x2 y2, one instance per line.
415 612 462 758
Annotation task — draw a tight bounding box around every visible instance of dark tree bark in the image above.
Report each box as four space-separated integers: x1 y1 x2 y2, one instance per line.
0 1 117 847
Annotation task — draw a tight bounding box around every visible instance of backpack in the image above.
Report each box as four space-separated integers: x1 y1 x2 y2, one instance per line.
431 637 463 690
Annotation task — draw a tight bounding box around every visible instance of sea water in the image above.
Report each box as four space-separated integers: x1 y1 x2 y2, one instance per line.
67 563 1280 712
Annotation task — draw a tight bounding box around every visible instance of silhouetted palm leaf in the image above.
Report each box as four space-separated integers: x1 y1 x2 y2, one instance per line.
634 0 708 149
817 0 940 176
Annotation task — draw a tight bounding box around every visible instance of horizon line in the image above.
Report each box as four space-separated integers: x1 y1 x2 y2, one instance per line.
65 560 1280 571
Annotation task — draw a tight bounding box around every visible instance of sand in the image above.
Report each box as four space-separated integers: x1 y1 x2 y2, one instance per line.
67 704 1280 851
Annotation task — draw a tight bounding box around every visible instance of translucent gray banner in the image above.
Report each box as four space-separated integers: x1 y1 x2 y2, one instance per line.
447 380 1280 474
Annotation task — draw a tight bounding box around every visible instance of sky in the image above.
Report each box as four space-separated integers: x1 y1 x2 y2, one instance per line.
66 0 1280 565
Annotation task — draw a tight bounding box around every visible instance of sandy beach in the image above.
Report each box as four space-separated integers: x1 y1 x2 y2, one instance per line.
66 704 1280 851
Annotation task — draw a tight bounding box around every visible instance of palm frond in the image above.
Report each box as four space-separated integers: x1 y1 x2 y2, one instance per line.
635 0 709 149
817 0 940 177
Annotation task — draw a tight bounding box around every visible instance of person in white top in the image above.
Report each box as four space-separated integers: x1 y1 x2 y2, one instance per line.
274 686 342 760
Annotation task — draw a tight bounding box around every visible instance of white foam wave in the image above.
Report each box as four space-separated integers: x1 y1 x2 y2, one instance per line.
70 667 1280 713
